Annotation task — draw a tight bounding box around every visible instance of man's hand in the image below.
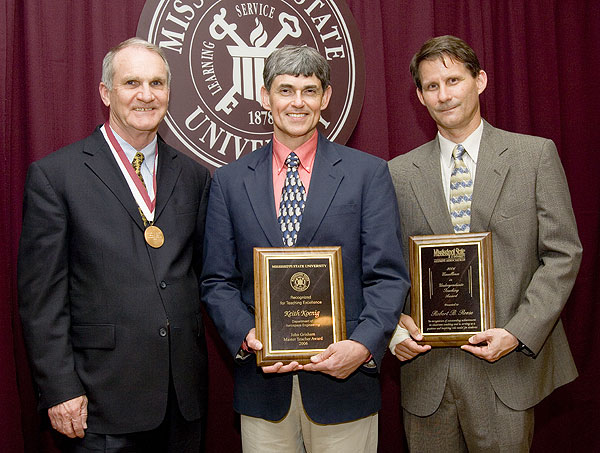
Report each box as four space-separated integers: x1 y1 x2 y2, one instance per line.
246 328 303 373
461 328 519 362
302 340 370 379
48 395 88 438
392 314 431 361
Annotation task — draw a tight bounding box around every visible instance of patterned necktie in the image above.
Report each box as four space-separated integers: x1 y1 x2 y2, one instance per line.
277 152 306 246
449 144 473 233
131 152 147 188
131 152 149 226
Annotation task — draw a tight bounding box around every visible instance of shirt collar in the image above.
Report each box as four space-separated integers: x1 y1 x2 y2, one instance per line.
110 126 158 165
438 120 484 168
272 130 318 175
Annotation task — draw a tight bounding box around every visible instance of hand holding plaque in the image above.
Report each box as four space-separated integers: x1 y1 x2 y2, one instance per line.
409 233 495 346
253 247 346 366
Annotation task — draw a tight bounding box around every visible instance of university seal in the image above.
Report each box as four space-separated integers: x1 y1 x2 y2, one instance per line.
137 0 365 169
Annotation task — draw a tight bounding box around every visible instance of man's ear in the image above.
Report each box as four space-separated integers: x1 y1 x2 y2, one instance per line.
320 85 332 111
260 86 271 111
416 88 426 106
476 70 488 95
99 82 110 107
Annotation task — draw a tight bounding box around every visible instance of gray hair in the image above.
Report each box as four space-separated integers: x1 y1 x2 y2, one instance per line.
263 45 331 91
101 37 171 90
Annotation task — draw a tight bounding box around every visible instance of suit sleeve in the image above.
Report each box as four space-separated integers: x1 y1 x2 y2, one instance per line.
200 170 255 357
18 163 85 409
193 169 212 286
503 139 582 354
349 160 411 367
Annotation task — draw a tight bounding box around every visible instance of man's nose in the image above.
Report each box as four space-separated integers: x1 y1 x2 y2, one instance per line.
137 83 154 102
438 85 451 103
291 91 305 107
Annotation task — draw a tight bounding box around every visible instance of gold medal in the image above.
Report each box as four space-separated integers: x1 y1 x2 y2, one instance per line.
144 225 165 248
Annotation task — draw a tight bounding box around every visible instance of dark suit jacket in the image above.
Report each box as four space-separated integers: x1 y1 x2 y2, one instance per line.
388 121 582 416
201 134 409 424
18 127 211 434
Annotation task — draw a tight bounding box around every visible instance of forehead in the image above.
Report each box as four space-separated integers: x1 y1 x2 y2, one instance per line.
419 56 471 80
112 46 167 79
271 73 322 89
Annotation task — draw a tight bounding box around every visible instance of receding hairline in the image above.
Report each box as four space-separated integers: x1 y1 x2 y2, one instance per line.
102 38 171 90
113 45 167 68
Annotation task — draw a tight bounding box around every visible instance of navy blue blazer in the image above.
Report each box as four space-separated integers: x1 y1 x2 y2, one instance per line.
201 134 409 423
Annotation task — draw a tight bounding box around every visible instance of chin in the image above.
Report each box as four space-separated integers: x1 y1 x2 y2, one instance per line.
132 119 161 130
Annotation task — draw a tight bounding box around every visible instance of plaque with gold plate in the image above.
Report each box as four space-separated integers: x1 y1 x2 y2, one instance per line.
253 247 346 366
409 232 495 347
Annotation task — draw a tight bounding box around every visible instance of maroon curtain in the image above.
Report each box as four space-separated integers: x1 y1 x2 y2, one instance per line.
2 1 598 451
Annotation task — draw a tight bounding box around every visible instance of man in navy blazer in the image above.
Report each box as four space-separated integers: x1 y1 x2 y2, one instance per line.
18 38 211 452
201 46 409 451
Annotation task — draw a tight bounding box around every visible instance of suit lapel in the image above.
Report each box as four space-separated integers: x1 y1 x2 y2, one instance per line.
243 143 283 247
410 141 454 234
154 139 181 223
83 128 146 230
296 136 343 246
471 121 509 232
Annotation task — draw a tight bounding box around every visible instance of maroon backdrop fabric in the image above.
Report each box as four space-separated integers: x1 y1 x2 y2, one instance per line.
2 1 598 452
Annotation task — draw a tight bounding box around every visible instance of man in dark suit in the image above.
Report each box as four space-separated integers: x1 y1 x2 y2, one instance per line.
18 38 211 452
201 45 409 451
388 35 582 451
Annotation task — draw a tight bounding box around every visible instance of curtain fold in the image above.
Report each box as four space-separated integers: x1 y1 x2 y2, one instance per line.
1 1 26 452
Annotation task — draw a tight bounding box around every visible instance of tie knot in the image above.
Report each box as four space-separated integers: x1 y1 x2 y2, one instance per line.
132 152 145 171
285 152 300 169
453 144 466 160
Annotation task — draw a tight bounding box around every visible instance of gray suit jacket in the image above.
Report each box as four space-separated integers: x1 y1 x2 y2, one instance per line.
388 121 582 416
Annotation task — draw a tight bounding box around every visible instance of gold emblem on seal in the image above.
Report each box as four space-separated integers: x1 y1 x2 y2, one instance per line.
290 272 310 292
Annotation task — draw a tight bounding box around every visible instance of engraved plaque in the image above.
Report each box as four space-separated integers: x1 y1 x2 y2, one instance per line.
409 233 495 346
254 247 346 366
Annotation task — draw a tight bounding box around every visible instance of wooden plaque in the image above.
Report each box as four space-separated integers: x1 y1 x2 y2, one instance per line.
409 232 495 346
253 247 346 366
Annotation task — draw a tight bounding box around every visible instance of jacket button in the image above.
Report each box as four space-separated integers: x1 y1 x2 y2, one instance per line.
159 327 168 337
159 281 167 289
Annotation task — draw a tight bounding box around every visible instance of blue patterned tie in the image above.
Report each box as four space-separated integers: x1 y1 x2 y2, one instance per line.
450 144 473 233
277 152 306 246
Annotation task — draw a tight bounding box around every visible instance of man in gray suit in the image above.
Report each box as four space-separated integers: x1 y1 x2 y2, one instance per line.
388 35 582 451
